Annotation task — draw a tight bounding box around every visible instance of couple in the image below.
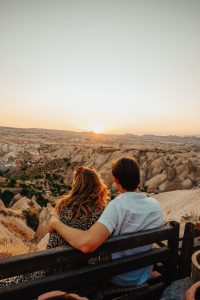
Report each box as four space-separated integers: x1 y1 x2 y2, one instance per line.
47 157 163 288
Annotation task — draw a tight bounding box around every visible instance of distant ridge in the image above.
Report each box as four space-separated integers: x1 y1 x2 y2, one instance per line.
0 125 200 142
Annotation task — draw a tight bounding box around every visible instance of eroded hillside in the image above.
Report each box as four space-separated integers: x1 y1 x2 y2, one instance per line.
1 126 200 195
1 127 200 257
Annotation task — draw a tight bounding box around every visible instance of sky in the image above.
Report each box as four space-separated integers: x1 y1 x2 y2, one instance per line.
0 0 200 135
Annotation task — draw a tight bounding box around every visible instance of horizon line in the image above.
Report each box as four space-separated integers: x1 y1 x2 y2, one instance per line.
0 124 200 138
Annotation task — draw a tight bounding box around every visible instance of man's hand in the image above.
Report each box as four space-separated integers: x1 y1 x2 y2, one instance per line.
67 293 88 300
37 290 88 300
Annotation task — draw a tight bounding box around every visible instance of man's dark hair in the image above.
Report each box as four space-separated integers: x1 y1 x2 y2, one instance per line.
112 157 140 191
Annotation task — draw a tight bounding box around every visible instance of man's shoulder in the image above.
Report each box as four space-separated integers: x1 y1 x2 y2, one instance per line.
146 195 160 204
145 195 162 210
100 195 122 215
105 193 161 212
107 194 122 205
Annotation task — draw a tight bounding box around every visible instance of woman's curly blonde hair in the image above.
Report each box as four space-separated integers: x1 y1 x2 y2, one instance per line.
55 166 109 220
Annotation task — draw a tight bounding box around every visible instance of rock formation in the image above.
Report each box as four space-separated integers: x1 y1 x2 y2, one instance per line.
0 207 35 257
1 127 200 256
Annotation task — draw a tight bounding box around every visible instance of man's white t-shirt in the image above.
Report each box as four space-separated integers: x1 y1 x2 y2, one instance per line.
98 192 163 286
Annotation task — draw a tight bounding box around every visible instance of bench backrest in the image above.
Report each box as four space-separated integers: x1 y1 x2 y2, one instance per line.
0 221 179 300
179 222 200 279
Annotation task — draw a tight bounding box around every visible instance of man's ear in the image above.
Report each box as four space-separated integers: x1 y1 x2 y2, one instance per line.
114 177 119 185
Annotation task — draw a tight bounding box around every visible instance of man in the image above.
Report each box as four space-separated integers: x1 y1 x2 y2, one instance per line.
49 157 163 286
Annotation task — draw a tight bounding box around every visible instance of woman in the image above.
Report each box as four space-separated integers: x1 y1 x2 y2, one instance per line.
47 166 109 249
42 166 109 298
0 166 109 296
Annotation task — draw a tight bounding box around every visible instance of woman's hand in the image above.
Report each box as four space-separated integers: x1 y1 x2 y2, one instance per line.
48 209 60 232
35 204 57 239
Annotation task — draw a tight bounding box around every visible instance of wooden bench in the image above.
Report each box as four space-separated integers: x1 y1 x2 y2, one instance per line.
0 221 179 300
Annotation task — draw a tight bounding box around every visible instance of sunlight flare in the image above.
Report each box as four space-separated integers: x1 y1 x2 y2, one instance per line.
89 123 105 133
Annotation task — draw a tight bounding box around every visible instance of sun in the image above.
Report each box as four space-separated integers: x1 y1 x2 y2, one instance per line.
89 123 105 133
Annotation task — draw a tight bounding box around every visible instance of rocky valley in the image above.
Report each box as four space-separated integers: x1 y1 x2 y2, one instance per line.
1 126 200 257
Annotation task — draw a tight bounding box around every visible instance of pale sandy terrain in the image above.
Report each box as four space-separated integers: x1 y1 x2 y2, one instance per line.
154 188 200 235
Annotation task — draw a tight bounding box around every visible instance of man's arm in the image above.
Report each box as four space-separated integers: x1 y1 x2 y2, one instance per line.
49 213 110 253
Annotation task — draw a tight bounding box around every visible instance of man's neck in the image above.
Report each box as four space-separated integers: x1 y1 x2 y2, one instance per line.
120 187 139 193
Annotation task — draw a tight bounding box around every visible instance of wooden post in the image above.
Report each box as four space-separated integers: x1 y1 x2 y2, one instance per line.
165 221 180 283
179 222 195 279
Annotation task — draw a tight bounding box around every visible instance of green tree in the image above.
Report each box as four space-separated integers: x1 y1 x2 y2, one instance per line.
19 174 30 181
20 187 33 198
36 194 48 207
34 174 43 179
1 190 14 207
24 212 39 231
9 178 16 187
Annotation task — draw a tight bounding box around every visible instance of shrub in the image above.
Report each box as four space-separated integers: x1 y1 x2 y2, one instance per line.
9 178 16 187
19 175 30 181
46 173 53 181
0 190 14 207
20 183 28 188
34 174 43 179
140 186 148 193
20 187 33 198
24 212 39 231
36 194 48 207
51 173 62 180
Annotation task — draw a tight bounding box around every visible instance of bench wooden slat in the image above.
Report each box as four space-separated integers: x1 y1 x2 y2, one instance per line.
110 281 165 300
166 221 179 282
0 225 174 279
0 247 170 300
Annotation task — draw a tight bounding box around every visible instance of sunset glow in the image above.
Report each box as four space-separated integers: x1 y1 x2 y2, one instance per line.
0 1 200 135
89 124 105 134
